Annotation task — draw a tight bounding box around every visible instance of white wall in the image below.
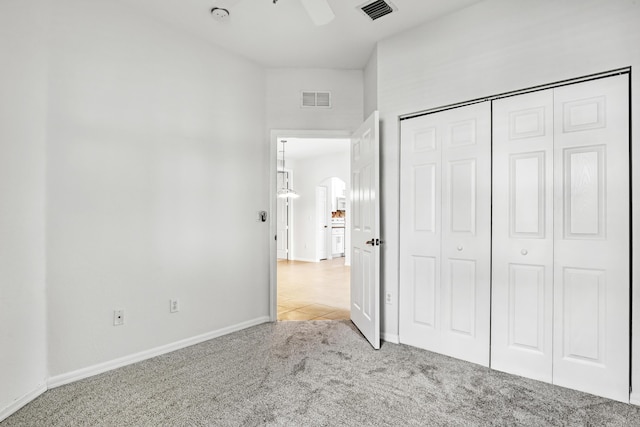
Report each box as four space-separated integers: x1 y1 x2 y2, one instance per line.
290 151 349 262
363 47 378 118
328 177 346 212
266 68 362 273
46 0 268 379
375 0 640 396
0 0 48 419
266 68 363 132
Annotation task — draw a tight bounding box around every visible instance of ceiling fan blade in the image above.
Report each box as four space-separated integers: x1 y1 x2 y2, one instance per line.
300 0 335 26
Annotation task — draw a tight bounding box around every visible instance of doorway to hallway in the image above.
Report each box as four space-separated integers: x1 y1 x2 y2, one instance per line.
277 258 350 320
270 113 381 348
272 133 351 321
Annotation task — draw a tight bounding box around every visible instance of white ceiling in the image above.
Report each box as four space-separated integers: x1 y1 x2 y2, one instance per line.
279 138 349 160
122 0 484 69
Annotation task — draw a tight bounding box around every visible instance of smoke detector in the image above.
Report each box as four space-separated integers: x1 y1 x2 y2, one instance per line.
210 7 230 22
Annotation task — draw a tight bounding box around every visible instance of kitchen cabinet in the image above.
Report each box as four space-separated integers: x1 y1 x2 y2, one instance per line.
331 227 345 256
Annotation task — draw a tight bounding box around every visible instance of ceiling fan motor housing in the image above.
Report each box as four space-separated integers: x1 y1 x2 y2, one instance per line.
210 7 230 21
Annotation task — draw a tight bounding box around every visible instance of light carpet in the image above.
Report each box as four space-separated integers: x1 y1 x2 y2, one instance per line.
3 320 640 426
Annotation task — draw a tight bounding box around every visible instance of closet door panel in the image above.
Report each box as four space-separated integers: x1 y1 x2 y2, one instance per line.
508 264 546 351
491 90 554 382
441 103 491 366
553 75 629 403
399 115 442 350
400 102 491 367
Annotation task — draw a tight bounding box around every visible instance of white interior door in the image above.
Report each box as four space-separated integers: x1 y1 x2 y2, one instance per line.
316 186 328 261
350 111 380 350
276 171 289 260
552 75 629 402
491 89 555 382
399 102 491 366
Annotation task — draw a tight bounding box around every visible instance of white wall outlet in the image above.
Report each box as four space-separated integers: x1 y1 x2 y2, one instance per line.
386 292 392 305
113 309 125 326
170 298 180 313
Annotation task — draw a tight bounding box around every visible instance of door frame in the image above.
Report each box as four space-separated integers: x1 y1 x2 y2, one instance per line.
276 168 294 260
269 129 352 322
315 185 329 262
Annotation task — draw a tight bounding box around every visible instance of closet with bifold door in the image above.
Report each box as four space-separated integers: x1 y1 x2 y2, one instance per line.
491 75 630 402
399 102 492 367
399 73 630 402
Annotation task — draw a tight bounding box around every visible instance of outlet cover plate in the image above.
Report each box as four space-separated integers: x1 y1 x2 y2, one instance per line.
113 309 125 326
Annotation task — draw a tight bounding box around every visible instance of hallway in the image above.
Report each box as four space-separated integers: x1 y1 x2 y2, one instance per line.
277 258 350 320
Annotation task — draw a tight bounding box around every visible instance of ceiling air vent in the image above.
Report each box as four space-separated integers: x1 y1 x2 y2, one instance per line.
359 0 396 21
301 91 332 108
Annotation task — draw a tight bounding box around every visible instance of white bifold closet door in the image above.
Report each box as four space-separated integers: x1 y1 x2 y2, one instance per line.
491 75 630 402
491 89 555 382
399 102 491 366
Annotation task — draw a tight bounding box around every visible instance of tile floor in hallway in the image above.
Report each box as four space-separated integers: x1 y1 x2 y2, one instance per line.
277 257 350 321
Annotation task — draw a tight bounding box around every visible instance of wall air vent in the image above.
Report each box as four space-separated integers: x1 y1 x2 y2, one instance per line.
359 0 396 21
301 91 332 108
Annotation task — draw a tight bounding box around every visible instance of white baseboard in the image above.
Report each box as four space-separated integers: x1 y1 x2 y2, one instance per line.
382 332 400 344
0 383 47 423
48 316 270 389
630 391 640 406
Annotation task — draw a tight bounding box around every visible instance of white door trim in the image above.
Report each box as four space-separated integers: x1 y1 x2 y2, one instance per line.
315 185 329 262
269 129 353 322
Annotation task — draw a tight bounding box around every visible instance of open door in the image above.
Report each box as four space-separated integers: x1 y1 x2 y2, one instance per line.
350 111 381 349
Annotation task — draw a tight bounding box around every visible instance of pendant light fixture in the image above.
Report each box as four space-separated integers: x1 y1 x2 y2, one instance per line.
277 140 300 199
